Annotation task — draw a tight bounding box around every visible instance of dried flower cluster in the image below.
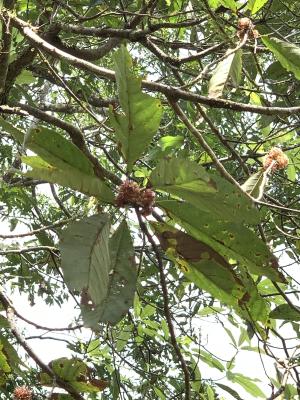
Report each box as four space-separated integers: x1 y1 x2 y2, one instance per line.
263 147 289 171
13 386 32 400
116 180 155 216
237 17 259 40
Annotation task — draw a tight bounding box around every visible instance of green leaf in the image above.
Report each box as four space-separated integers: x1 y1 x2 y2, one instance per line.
0 343 10 374
159 135 184 151
154 387 166 400
230 50 242 87
249 0 269 14
216 383 244 400
61 216 137 327
209 0 237 11
262 36 300 81
241 169 268 200
221 0 237 11
0 316 9 328
152 222 245 307
60 214 110 305
150 157 216 193
152 221 271 322
158 200 283 283
227 372 264 398
41 357 109 392
3 122 94 174
109 45 162 171
82 220 137 327
0 119 114 203
207 0 220 8
151 158 260 224
22 156 114 204
15 70 35 85
208 49 242 98
269 304 300 321
206 386 215 400
199 350 225 372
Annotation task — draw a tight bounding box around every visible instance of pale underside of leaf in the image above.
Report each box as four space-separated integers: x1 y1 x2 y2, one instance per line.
208 49 242 98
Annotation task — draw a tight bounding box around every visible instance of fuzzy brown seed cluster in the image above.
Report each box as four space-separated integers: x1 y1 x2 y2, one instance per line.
237 17 259 40
13 386 32 400
116 180 155 216
263 147 289 171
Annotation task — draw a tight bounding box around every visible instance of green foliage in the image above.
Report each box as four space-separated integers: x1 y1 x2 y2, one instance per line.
158 200 284 282
151 157 260 223
208 49 242 98
109 45 162 172
0 1 300 398
60 216 137 327
262 36 300 81
241 169 268 200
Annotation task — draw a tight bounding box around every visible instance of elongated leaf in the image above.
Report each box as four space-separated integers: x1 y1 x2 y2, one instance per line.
208 49 242 98
227 372 264 398
230 49 242 87
109 45 162 171
60 214 111 305
158 200 284 282
0 120 94 174
151 158 260 224
249 0 269 14
152 222 245 306
241 169 268 200
1 119 114 203
262 36 300 81
216 383 244 400
152 222 270 322
40 358 109 392
208 0 236 10
200 350 225 372
61 217 136 327
82 220 137 327
22 156 114 204
150 157 216 194
269 304 300 321
0 344 10 374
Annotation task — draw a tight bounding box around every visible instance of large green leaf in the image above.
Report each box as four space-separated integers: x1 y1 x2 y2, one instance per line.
269 304 300 321
22 156 114 204
227 372 264 398
248 0 269 14
152 222 269 322
60 217 137 327
158 200 284 282
262 36 300 81
241 169 268 200
208 49 242 98
60 214 111 305
109 45 162 171
150 158 260 224
40 357 109 392
81 220 137 327
0 120 94 174
0 119 114 203
216 383 244 400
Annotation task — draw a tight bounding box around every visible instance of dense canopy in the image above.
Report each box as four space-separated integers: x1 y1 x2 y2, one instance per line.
0 0 300 399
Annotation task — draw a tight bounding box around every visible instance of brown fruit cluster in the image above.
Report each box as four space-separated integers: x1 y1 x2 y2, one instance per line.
13 387 32 400
237 17 259 40
116 180 155 216
263 147 289 171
